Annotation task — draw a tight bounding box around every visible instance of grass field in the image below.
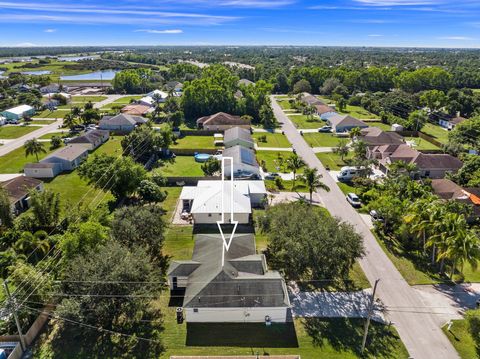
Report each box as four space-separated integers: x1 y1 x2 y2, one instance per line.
71 95 108 102
256 151 296 173
112 95 143 104
365 122 392 131
278 99 293 110
443 311 479 359
34 109 70 119
0 125 42 139
317 97 378 119
405 137 441 150
90 135 125 157
171 136 216 149
288 114 324 129
29 120 56 125
421 123 449 144
39 131 71 139
164 225 195 259
304 133 346 147
160 156 204 177
253 132 291 148
316 152 353 170
0 144 59 173
264 179 308 193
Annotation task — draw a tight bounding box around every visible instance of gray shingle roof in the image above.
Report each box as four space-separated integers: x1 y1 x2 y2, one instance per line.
329 114 368 129
1 176 42 204
44 144 88 162
224 127 253 145
196 112 250 126
223 145 258 167
100 114 147 126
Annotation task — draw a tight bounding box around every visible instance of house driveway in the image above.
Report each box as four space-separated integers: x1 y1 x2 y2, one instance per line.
289 289 385 323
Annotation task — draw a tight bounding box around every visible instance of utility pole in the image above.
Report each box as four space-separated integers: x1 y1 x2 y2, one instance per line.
3 280 26 351
361 278 380 354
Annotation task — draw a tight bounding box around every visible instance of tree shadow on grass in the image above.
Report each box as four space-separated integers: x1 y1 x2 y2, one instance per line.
186 322 298 348
302 318 403 358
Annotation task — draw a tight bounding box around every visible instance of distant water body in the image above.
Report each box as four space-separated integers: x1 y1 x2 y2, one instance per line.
21 70 52 75
60 70 118 81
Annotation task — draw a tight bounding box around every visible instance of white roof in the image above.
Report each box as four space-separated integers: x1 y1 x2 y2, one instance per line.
3 104 33 115
43 92 71 99
197 180 267 195
146 89 168 98
180 186 197 200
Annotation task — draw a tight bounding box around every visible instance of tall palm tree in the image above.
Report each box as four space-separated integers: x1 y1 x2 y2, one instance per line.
443 228 480 279
333 139 349 162
388 161 418 179
63 113 77 129
286 153 305 190
349 126 362 141
404 198 434 254
301 167 330 204
24 138 46 162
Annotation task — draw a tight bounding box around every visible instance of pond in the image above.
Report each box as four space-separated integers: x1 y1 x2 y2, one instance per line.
21 70 52 75
58 55 100 62
60 70 118 81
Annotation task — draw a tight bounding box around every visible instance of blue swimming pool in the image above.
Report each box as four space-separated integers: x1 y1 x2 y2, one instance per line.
194 153 212 162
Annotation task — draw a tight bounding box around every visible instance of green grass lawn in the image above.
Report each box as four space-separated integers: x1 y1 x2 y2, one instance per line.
339 105 378 119
253 132 291 148
278 99 293 110
256 151 295 173
316 152 353 170
443 311 479 359
421 123 449 145
29 120 57 125
90 135 125 157
164 225 195 259
71 95 107 102
160 156 204 177
34 109 70 119
171 135 216 150
304 133 346 147
0 125 42 139
405 137 440 150
162 186 182 222
337 182 358 195
113 95 143 104
264 179 309 193
0 145 59 173
365 122 392 131
39 131 71 139
288 114 324 129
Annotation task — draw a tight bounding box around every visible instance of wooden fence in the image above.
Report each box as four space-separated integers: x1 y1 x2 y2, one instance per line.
180 129 222 136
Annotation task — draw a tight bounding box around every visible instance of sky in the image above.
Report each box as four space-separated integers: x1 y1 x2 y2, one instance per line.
1 0 480 48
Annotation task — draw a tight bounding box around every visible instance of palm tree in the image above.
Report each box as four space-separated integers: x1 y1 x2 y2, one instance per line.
349 126 362 141
443 228 480 279
388 161 418 179
63 113 77 129
301 167 330 204
286 153 305 190
24 138 46 162
333 139 349 162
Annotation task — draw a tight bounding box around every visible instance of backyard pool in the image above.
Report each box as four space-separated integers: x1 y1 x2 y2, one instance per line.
194 153 212 162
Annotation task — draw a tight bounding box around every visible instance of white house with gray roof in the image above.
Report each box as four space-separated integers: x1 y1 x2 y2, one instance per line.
222 145 260 179
223 127 254 149
167 233 290 323
327 114 368 133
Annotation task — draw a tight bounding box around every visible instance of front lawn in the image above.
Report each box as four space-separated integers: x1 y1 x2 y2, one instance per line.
256 151 296 173
113 95 143 104
337 182 358 195
253 132 291 148
405 137 440 150
0 125 42 139
29 120 57 125
278 99 293 110
71 95 107 102
316 152 353 170
34 109 70 119
0 145 59 173
171 136 216 150
443 312 479 359
304 133 346 147
39 131 71 139
160 156 204 177
420 123 449 144
264 179 308 193
288 114 324 129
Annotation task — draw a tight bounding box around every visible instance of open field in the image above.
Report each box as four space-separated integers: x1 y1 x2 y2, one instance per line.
304 133 346 147
253 132 291 148
0 125 41 139
405 137 441 150
0 144 59 173
316 152 353 170
256 151 296 173
29 120 56 125
112 95 143 104
288 114 324 129
365 122 392 131
39 131 71 139
318 97 378 119
71 95 108 102
420 123 449 144
34 109 70 119
160 156 204 177
278 99 293 110
171 135 216 150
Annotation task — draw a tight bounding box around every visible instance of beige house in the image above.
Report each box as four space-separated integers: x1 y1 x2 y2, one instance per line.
196 112 250 131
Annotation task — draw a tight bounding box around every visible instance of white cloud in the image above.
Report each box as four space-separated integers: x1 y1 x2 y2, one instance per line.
368 34 384 37
437 36 474 40
135 29 183 34
354 0 439 5
15 42 38 47
44 28 56 32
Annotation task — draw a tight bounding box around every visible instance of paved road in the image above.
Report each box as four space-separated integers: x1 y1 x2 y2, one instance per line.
271 96 459 359
0 120 63 157
93 94 128 109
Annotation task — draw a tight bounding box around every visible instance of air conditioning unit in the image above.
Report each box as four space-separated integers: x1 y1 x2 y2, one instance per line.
176 307 184 324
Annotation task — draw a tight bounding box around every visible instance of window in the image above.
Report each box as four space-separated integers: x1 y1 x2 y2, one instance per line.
208 213 212 217
193 308 199 313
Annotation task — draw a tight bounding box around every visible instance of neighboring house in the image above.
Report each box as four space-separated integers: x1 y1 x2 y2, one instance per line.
196 112 250 131
121 104 152 116
438 117 466 130
99 114 147 132
223 127 254 149
315 104 337 120
0 176 43 215
179 180 267 224
361 127 404 146
327 114 368 133
67 130 109 151
238 78 255 86
379 144 463 179
430 179 480 222
1 105 35 122
40 84 61 94
165 81 183 93
138 89 169 106
223 145 260 179
167 233 290 323
301 93 324 107
24 162 62 179
0 116 5 126
42 92 72 107
40 144 89 172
